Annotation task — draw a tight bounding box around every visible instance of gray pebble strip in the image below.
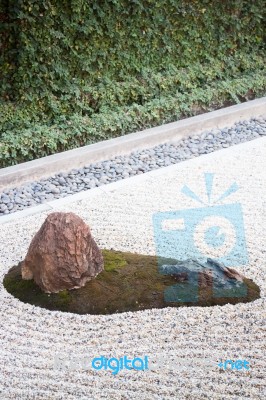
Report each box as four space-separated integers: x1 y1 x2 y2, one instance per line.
1 116 266 216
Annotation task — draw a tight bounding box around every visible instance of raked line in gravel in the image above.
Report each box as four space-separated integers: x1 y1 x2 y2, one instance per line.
0 137 266 399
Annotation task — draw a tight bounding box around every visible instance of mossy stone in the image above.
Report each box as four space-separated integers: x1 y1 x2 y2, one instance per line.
3 250 260 315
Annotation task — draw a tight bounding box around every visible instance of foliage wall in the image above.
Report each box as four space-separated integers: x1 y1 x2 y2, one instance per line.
0 0 265 167
1 0 265 114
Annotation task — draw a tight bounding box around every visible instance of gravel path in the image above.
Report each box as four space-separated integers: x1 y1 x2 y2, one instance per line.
0 137 265 399
1 116 266 216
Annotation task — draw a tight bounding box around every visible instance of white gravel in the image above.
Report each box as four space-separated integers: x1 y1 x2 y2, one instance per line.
0 137 266 399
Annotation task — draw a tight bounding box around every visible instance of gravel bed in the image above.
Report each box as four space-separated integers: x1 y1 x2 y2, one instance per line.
0 137 266 399
0 116 266 216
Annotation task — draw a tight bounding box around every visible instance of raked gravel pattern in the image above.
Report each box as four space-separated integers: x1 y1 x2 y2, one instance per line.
0 116 266 216
0 137 266 399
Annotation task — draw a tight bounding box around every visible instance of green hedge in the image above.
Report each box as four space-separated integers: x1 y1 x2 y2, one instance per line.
0 0 265 167
1 70 265 168
1 0 265 115
0 53 265 131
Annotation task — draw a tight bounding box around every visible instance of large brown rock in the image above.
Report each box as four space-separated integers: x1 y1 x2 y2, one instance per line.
21 212 104 293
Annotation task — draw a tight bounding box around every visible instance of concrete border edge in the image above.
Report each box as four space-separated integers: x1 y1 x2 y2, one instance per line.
1 136 265 225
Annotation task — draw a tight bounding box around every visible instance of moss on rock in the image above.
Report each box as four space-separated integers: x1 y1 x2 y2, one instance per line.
3 250 260 315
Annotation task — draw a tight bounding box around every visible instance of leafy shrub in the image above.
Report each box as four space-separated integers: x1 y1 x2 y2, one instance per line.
0 1 265 167
1 71 265 168
1 0 265 114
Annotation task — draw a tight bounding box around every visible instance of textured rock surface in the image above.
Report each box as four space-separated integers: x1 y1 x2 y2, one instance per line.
21 212 104 293
160 258 249 303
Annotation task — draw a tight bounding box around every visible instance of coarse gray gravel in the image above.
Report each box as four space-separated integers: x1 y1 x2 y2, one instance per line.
0 116 265 216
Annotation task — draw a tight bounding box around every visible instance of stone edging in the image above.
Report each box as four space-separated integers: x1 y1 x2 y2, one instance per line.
1 136 265 225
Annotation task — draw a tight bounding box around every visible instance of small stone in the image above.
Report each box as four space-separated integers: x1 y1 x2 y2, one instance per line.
51 188 60 194
58 177 66 185
1 196 10 204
